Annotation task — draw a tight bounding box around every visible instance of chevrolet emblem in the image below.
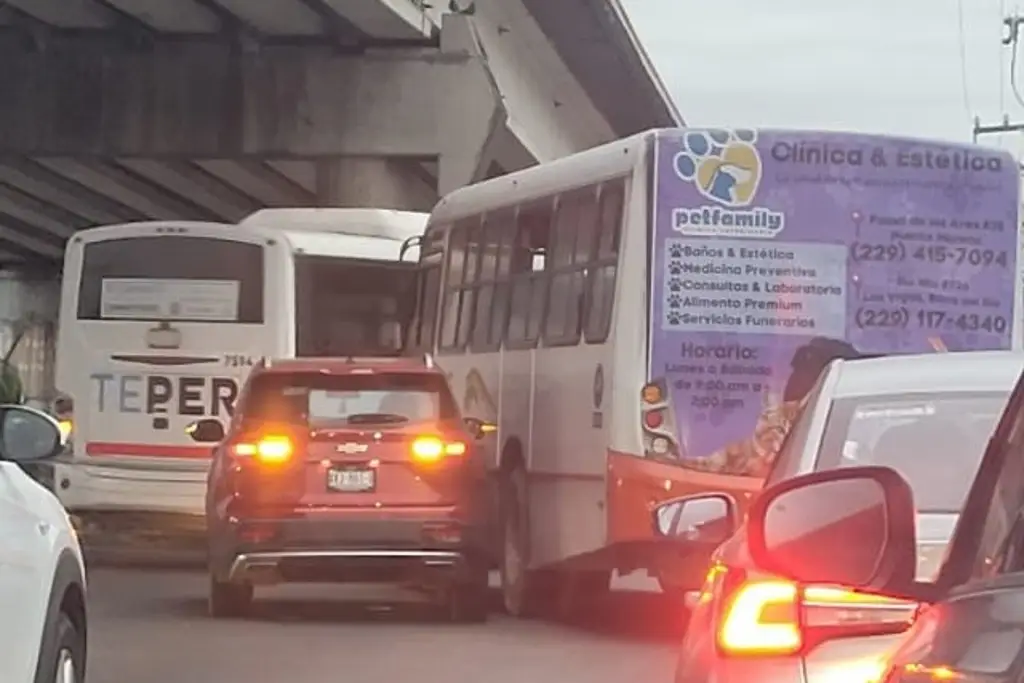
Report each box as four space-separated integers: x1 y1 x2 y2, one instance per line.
336 442 369 454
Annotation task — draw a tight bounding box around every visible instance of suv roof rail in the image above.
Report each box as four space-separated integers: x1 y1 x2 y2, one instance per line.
422 352 434 369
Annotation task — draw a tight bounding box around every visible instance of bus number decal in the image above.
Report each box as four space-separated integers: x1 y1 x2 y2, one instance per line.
90 373 239 417
223 354 258 368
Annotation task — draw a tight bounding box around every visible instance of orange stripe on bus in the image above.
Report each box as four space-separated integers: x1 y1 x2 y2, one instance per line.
85 442 213 459
605 450 762 544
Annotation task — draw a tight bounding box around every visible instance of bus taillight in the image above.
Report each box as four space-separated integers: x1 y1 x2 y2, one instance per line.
53 394 74 445
640 379 680 459
643 410 664 429
642 383 663 404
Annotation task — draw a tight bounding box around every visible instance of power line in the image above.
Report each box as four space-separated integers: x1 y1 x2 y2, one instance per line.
1000 0 1007 119
1004 15 1024 109
956 0 973 119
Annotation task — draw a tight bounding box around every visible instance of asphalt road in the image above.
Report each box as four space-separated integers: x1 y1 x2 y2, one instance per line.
86 569 684 683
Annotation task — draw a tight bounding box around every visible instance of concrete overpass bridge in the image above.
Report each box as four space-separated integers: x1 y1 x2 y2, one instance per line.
0 0 680 269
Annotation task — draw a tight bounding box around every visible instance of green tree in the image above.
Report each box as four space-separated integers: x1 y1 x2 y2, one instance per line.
0 361 23 404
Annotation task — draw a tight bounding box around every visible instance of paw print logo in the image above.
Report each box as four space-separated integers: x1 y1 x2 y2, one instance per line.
668 277 682 292
667 293 682 309
667 311 682 326
669 243 684 259
668 261 682 275
673 129 761 207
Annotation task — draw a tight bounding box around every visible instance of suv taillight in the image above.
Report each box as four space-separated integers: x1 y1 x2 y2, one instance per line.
229 434 295 465
715 566 918 659
410 436 467 463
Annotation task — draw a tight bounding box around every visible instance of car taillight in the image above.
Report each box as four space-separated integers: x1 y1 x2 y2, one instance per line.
410 436 467 463
231 435 294 464
716 568 918 658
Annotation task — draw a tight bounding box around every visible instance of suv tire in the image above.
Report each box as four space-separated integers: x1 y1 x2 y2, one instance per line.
446 582 489 623
208 575 253 619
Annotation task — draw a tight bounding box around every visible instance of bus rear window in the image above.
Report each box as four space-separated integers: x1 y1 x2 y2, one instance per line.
77 237 264 323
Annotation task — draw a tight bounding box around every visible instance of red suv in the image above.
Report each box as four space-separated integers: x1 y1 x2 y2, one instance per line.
187 356 491 622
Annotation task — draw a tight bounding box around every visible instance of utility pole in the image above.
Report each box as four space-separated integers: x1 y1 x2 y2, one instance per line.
974 115 1024 142
974 16 1024 141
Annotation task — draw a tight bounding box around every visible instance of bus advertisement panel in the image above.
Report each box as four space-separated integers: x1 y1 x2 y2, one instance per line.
648 129 1019 478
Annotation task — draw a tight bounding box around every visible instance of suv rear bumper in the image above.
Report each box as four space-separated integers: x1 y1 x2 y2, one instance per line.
209 515 486 585
228 548 466 584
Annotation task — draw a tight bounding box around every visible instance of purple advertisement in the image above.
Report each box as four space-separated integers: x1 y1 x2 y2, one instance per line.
649 129 1019 478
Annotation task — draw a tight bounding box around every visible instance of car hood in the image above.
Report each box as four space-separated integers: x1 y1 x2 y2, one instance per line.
916 511 957 580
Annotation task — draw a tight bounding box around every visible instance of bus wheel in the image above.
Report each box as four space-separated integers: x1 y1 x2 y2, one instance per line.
499 465 541 617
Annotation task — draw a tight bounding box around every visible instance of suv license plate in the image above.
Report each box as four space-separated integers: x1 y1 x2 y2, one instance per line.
327 468 375 493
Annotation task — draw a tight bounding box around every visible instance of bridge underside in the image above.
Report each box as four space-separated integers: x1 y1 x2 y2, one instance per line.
0 0 679 268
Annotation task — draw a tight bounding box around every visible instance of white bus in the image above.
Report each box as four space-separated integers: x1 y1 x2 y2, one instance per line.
55 208 427 519
407 128 1021 616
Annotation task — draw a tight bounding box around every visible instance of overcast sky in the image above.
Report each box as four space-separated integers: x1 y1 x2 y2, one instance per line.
622 0 1022 154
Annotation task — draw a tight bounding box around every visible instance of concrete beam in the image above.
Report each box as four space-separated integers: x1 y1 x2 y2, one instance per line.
34 158 218 221
0 160 139 225
265 160 317 194
194 160 317 207
115 159 258 221
0 183 78 241
317 0 438 40
0 30 501 177
102 0 221 33
208 0 323 36
314 158 436 211
0 216 63 259
3 0 114 29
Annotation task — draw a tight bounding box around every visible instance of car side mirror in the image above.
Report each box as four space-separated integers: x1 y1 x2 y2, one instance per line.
462 417 495 441
747 466 919 595
0 405 63 463
653 493 737 546
186 418 226 444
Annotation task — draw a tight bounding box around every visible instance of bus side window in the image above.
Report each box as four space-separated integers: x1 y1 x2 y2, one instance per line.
471 210 514 352
506 201 553 348
544 186 599 347
439 223 470 352
454 217 484 350
411 257 442 352
584 179 625 344
488 212 518 347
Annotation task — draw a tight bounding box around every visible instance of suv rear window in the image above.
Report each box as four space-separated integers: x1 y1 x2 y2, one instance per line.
241 372 459 427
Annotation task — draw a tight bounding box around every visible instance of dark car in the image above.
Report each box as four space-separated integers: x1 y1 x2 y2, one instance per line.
681 355 1024 683
188 355 493 622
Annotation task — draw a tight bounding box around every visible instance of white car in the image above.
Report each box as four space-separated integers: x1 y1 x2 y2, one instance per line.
0 404 87 683
667 350 1023 683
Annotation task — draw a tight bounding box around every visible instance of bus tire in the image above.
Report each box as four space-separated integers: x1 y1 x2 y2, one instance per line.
499 465 541 618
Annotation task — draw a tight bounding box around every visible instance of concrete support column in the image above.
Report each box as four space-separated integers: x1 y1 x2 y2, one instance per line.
315 158 437 211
